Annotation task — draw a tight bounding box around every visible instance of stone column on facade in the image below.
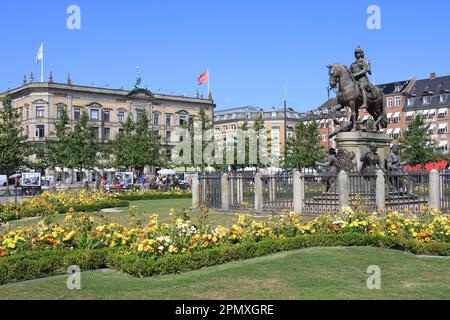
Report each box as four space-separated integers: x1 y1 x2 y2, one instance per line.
429 169 440 210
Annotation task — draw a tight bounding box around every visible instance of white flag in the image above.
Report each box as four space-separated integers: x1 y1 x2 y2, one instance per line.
36 43 43 64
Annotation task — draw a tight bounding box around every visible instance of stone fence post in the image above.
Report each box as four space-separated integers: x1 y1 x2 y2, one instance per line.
338 170 349 209
376 170 385 211
254 172 263 212
293 170 304 214
429 169 440 210
191 174 200 210
221 173 230 211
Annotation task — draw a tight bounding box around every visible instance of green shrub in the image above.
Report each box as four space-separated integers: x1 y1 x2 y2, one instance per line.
1 234 448 285
107 234 450 277
0 200 129 223
115 192 191 201
0 249 109 285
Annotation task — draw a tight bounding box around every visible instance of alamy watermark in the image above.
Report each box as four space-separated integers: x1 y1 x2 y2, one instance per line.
367 5 381 30
366 265 381 289
170 124 280 167
67 5 81 30
66 265 81 290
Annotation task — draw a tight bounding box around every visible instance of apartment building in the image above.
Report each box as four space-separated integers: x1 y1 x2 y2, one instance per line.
0 74 215 179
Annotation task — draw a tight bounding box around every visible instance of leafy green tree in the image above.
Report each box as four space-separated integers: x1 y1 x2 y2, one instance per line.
110 111 164 175
400 115 436 165
65 111 99 180
284 121 325 170
0 94 29 192
45 108 71 170
184 107 214 172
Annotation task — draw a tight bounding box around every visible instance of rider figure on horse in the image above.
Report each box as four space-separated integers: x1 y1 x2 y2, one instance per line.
350 46 373 110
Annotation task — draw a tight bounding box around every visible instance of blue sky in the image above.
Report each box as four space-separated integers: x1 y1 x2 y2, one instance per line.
1 0 449 112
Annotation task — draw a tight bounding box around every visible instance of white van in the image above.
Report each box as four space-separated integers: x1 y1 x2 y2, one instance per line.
0 175 7 187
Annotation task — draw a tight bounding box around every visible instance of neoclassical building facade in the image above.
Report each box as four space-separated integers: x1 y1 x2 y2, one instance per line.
0 75 215 181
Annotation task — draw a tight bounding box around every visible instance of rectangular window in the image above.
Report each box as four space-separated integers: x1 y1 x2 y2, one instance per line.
440 94 447 103
118 111 125 123
36 106 45 118
439 125 448 134
407 98 415 106
74 107 81 120
166 131 171 142
166 115 172 126
103 110 111 122
423 96 430 104
153 113 160 125
94 127 100 139
438 109 448 118
35 125 45 138
90 109 99 121
395 96 401 107
103 128 110 141
387 98 393 108
56 106 64 119
179 114 187 126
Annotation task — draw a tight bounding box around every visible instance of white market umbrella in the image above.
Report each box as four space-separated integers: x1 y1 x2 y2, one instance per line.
158 169 176 175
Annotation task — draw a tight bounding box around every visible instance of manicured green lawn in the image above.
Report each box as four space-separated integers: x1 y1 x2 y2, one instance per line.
8 198 264 229
0 247 448 300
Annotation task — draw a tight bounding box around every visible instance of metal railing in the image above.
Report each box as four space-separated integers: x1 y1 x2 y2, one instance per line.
439 170 450 212
385 169 428 213
348 170 377 212
228 172 255 210
199 172 222 209
261 172 293 212
303 169 339 215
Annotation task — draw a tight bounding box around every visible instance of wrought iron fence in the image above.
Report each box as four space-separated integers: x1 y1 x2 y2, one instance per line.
439 170 450 213
261 172 293 212
385 169 428 214
303 169 339 215
228 172 255 211
348 170 377 212
199 172 222 209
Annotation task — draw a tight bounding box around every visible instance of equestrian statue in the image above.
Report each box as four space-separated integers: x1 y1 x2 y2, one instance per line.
328 47 388 135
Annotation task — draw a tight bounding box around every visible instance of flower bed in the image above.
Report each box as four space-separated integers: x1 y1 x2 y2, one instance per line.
0 205 448 284
0 190 190 223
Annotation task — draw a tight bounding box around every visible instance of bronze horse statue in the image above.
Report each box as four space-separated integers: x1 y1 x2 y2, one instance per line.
327 63 387 132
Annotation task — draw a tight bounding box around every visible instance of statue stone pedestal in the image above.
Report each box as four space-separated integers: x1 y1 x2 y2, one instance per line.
335 132 391 171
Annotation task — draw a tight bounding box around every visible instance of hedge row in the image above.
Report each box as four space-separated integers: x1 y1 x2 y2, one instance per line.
0 200 129 223
114 192 191 202
1 233 449 285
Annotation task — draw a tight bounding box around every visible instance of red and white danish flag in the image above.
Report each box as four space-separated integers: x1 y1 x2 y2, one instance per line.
197 69 209 85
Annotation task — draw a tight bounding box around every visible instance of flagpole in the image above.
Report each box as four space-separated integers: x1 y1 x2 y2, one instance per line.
41 43 44 83
207 69 210 98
